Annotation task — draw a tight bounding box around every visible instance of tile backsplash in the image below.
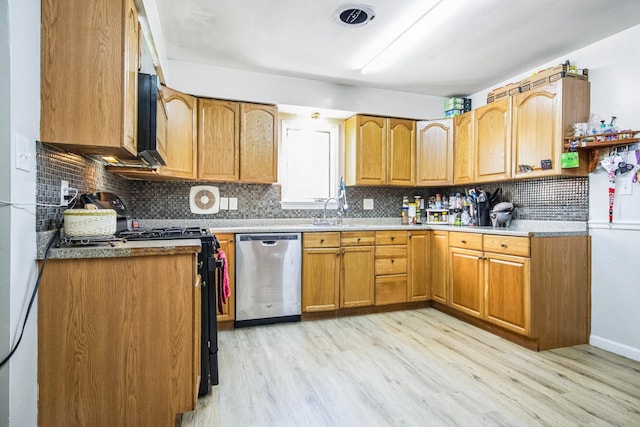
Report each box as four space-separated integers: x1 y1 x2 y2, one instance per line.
36 142 588 231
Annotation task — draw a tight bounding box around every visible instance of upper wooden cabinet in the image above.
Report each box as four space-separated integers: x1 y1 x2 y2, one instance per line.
41 0 139 158
416 119 454 186
387 119 416 186
474 98 512 183
345 115 416 186
198 100 278 183
453 112 474 185
512 78 590 178
345 115 387 185
240 103 278 183
198 99 240 181
159 86 198 179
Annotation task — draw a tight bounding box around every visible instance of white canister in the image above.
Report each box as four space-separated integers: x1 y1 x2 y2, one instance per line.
63 209 117 237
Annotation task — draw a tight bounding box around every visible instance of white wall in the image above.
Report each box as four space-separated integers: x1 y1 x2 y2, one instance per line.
166 60 446 120
1 0 40 426
471 24 640 361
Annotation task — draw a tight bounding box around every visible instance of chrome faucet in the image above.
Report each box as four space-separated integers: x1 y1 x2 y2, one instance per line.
323 197 340 224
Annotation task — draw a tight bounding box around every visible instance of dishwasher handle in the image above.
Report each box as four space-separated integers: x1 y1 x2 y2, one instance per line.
261 240 278 246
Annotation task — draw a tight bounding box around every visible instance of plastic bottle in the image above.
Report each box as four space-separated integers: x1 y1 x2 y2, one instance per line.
401 196 409 225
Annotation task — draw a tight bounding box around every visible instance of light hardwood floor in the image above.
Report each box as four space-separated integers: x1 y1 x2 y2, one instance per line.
182 308 640 426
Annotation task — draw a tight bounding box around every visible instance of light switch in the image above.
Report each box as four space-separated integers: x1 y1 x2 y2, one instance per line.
229 197 238 210
220 197 229 210
619 178 633 196
15 135 32 172
363 199 374 210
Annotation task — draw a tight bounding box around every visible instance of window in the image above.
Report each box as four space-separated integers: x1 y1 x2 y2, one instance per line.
280 118 341 209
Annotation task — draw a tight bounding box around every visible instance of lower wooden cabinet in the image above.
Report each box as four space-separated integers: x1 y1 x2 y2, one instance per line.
484 252 530 335
408 231 430 301
302 233 341 312
38 251 200 427
430 230 449 304
341 241 375 308
375 231 408 306
449 247 485 318
215 233 236 322
439 233 589 350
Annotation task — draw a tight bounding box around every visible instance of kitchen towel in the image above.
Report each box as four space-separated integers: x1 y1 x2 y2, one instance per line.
218 250 231 301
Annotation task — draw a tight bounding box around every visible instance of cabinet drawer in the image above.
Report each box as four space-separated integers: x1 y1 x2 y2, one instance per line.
375 274 407 306
483 235 530 257
375 257 407 275
449 232 483 250
341 232 376 247
375 231 407 245
303 232 340 248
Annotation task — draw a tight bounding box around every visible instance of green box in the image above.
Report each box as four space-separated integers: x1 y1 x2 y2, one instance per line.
561 152 579 168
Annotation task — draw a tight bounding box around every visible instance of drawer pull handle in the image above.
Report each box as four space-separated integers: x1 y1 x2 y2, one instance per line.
501 243 507 248
391 236 395 241
391 259 395 263
357 238 361 242
461 240 467 244
320 239 325 243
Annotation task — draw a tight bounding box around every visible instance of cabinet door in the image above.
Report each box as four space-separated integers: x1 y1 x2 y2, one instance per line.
302 248 340 312
512 79 590 178
345 115 387 185
122 0 139 156
198 99 240 181
416 119 453 186
240 103 278 183
453 112 474 184
41 0 138 158
341 246 375 308
408 231 430 302
215 233 235 322
474 98 511 182
449 248 484 318
387 118 415 186
484 253 530 335
159 86 198 179
156 94 169 166
430 231 449 304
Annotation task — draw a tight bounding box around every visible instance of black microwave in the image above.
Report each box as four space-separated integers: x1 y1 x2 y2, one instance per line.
137 73 166 166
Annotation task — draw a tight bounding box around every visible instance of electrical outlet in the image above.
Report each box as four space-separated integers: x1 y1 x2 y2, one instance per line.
229 197 238 210
363 198 374 210
220 197 229 210
60 180 70 206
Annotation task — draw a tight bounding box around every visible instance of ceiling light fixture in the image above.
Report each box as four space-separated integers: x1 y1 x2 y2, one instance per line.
360 0 462 75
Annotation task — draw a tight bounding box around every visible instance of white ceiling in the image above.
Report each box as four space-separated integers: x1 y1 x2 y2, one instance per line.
153 0 640 98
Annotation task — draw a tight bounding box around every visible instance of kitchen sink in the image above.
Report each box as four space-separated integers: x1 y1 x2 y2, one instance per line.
312 217 349 227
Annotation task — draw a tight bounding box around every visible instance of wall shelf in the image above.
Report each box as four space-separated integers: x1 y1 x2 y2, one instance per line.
563 130 639 172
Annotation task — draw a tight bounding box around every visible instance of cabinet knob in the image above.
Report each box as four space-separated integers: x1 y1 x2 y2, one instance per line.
391 236 395 241
357 238 361 242
320 238 325 243
230 239 234 243
461 240 467 244
501 243 507 248
391 259 395 263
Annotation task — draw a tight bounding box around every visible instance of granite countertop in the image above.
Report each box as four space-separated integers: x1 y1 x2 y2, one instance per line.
36 218 586 260
137 218 588 237
36 233 201 260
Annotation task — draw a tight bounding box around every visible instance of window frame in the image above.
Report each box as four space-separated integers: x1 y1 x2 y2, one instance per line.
279 118 342 210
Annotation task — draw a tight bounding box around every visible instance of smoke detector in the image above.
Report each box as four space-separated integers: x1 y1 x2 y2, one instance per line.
334 4 376 27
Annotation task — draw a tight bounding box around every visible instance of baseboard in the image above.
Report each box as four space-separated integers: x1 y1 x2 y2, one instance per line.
590 335 640 362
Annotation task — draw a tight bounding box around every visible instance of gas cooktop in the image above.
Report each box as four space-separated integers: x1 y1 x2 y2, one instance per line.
118 227 212 241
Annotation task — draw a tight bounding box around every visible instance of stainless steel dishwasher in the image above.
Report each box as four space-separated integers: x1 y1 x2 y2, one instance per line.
235 233 302 327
